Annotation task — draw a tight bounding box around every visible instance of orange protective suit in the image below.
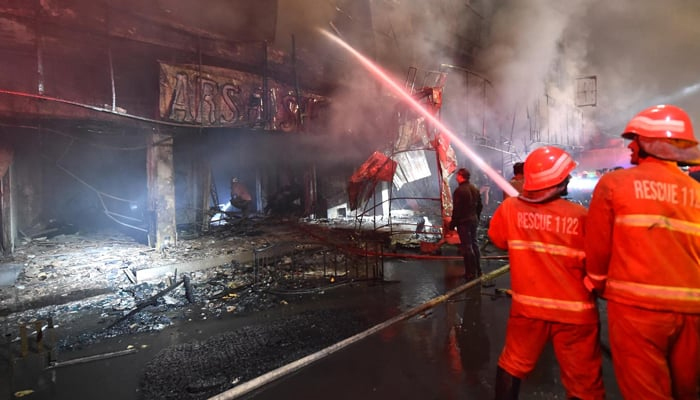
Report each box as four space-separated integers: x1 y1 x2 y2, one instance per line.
585 157 700 399
489 196 604 400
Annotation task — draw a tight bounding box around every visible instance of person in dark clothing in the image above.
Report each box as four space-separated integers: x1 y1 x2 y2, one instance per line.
449 168 483 279
230 177 253 219
503 162 525 200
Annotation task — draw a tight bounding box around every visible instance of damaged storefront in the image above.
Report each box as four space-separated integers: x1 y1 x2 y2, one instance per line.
0 1 533 398
0 1 421 397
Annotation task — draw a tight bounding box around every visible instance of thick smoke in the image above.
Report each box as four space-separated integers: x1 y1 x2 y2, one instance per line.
281 0 593 167
580 0 700 135
476 0 700 147
275 1 495 168
469 0 592 156
477 1 589 112
274 0 335 48
272 0 700 166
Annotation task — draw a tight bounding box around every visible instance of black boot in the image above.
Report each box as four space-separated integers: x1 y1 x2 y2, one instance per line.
494 366 521 400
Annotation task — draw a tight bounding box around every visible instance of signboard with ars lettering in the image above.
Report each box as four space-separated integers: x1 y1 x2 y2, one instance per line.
158 62 325 132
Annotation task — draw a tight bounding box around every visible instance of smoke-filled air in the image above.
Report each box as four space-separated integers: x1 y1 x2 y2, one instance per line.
270 0 700 166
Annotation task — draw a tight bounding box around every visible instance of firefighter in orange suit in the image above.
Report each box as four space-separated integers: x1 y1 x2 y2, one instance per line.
489 146 604 400
585 104 700 400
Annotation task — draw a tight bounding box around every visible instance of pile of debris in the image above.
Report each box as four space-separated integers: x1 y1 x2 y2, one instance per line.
0 217 385 350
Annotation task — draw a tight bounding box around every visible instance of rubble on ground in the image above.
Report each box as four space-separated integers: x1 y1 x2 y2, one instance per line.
0 217 386 351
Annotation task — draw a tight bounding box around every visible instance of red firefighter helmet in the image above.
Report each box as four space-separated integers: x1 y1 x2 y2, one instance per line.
623 104 696 142
523 146 577 191
622 104 700 164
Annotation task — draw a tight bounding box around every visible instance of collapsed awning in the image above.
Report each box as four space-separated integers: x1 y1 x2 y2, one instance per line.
347 151 397 211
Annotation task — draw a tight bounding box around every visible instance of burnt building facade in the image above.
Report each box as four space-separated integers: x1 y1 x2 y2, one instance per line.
0 0 492 252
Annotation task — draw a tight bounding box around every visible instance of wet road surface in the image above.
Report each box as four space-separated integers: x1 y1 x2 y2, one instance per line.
232 258 623 400
3 255 622 399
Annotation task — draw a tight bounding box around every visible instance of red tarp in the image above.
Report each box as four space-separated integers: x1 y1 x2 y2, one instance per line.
434 132 457 223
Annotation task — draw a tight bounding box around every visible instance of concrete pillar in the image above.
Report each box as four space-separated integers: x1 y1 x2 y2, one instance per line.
146 129 176 249
200 166 212 232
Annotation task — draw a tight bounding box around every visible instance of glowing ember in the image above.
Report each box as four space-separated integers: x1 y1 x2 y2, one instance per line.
319 29 518 197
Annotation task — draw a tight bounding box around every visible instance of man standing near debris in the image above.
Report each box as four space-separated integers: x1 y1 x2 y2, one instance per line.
449 168 483 279
502 161 524 200
230 177 253 219
488 146 604 400
585 104 700 400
